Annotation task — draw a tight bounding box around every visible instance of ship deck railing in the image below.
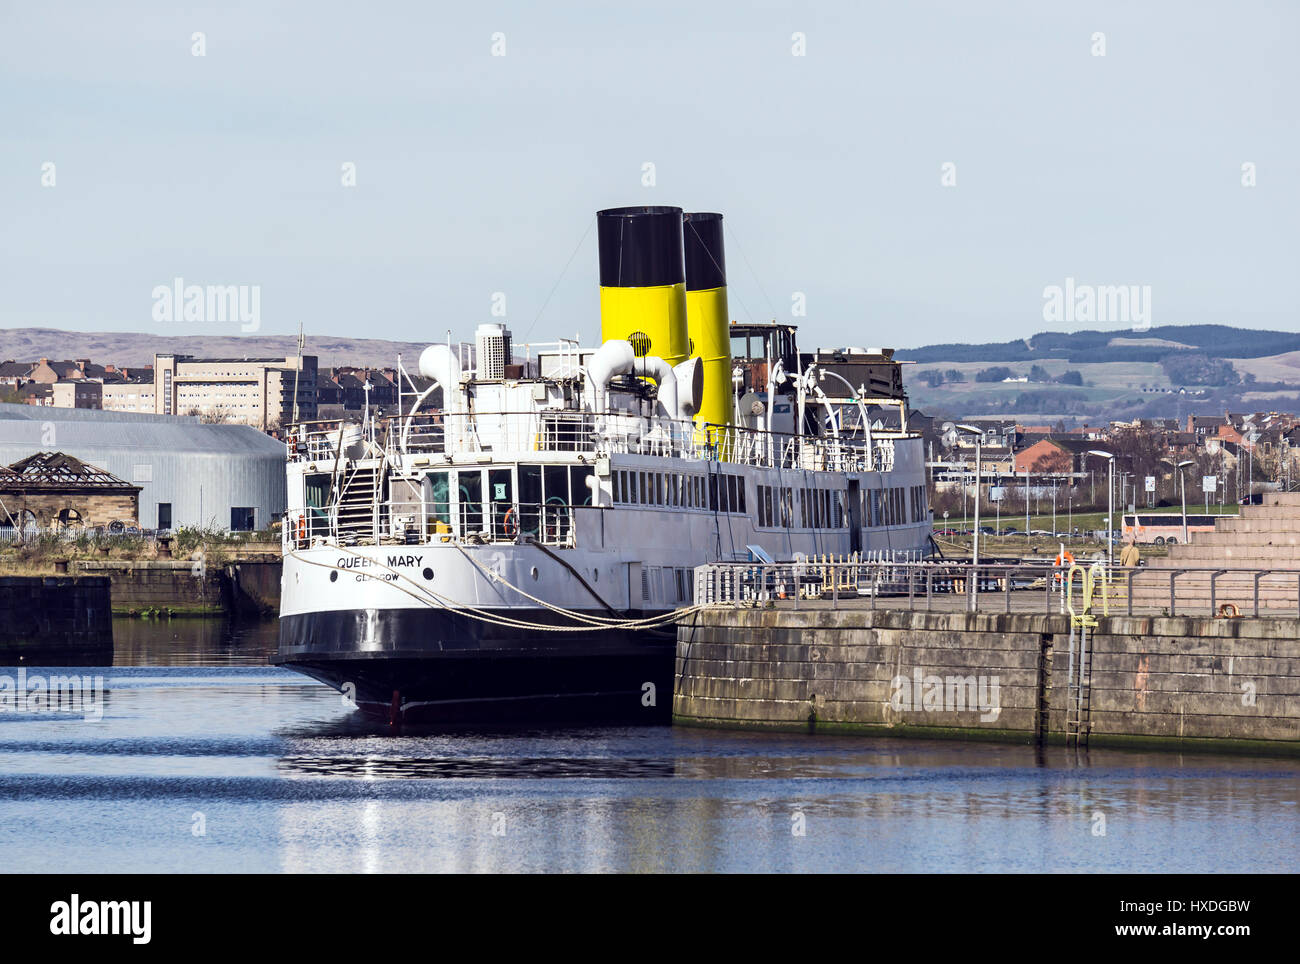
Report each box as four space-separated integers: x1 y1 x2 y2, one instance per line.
285 499 594 552
288 411 915 474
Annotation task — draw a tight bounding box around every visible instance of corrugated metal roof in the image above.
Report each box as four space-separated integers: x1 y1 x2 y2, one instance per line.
0 401 195 424
0 403 285 455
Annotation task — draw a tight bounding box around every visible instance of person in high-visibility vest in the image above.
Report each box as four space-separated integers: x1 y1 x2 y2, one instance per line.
1054 546 1074 583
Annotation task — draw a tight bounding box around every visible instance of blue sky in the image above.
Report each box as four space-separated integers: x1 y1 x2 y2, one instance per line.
1 0 1295 350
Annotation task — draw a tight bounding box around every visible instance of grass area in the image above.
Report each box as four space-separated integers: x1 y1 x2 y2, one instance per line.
932 503 1245 561
0 525 280 575
932 532 1167 562
1229 351 1300 383
934 502 1242 535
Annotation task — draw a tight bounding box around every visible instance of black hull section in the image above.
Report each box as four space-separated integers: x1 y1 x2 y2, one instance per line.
274 607 674 725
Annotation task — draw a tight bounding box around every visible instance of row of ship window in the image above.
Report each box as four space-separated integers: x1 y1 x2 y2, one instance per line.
611 468 928 530
756 484 926 529
610 468 747 514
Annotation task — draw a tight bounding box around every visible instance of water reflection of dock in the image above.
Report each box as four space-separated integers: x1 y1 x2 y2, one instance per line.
110 615 278 666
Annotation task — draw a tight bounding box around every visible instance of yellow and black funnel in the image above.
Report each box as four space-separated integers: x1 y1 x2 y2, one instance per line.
597 206 689 366
683 211 733 427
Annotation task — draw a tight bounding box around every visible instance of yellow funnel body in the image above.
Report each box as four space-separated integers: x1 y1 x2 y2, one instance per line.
598 283 689 366
685 285 733 428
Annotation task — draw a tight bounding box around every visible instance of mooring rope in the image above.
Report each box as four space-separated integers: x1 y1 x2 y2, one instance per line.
286 545 701 633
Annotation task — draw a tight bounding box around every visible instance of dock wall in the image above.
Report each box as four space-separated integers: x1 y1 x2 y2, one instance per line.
0 576 114 662
674 608 1300 754
70 557 281 616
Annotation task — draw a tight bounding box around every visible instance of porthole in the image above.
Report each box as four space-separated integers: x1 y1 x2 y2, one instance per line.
422 567 434 580
593 569 599 582
329 570 338 582
531 566 539 581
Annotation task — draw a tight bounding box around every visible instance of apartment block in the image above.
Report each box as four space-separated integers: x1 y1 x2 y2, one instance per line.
153 353 317 430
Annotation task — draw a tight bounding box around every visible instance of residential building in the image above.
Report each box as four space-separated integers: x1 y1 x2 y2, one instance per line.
152 353 317 430
101 380 158 414
51 381 103 409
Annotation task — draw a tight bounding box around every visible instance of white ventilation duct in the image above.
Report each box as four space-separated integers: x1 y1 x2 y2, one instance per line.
339 423 366 459
403 343 464 453
584 339 636 412
635 355 678 420
418 344 463 411
585 339 694 420
673 357 704 418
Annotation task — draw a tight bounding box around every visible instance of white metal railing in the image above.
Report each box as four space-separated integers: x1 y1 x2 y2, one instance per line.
283 411 919 551
290 412 909 473
693 559 1300 618
695 559 1063 612
285 498 590 552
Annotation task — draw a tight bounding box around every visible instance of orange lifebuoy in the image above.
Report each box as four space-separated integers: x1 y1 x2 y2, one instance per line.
502 507 519 538
1217 602 1241 619
297 513 306 543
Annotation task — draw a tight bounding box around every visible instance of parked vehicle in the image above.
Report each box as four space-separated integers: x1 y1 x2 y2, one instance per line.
1122 512 1231 545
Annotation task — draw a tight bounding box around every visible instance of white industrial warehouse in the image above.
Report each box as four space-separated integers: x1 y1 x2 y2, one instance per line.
0 403 286 531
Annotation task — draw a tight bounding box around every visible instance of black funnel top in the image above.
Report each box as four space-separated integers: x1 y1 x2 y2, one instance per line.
597 206 684 288
683 212 726 291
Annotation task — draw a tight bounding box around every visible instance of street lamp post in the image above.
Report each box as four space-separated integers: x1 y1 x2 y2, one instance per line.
958 425 985 566
1025 466 1030 539
1177 459 1194 544
1090 450 1115 570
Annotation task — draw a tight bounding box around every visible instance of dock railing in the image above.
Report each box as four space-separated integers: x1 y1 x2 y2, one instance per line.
693 560 1300 619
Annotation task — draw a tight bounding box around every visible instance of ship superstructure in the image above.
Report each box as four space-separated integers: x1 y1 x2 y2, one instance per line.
274 206 931 722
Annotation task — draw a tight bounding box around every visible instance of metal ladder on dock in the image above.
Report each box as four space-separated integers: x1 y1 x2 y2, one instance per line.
1064 562 1107 748
1064 623 1093 746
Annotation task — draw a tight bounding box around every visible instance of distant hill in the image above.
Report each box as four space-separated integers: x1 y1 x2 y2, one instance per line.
897 325 1300 364
899 324 1300 421
0 327 430 368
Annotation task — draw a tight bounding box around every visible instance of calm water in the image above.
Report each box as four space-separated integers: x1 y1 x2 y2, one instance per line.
1 617 1296 873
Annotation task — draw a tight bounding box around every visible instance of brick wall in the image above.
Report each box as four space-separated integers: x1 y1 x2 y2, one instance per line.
0 491 138 528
